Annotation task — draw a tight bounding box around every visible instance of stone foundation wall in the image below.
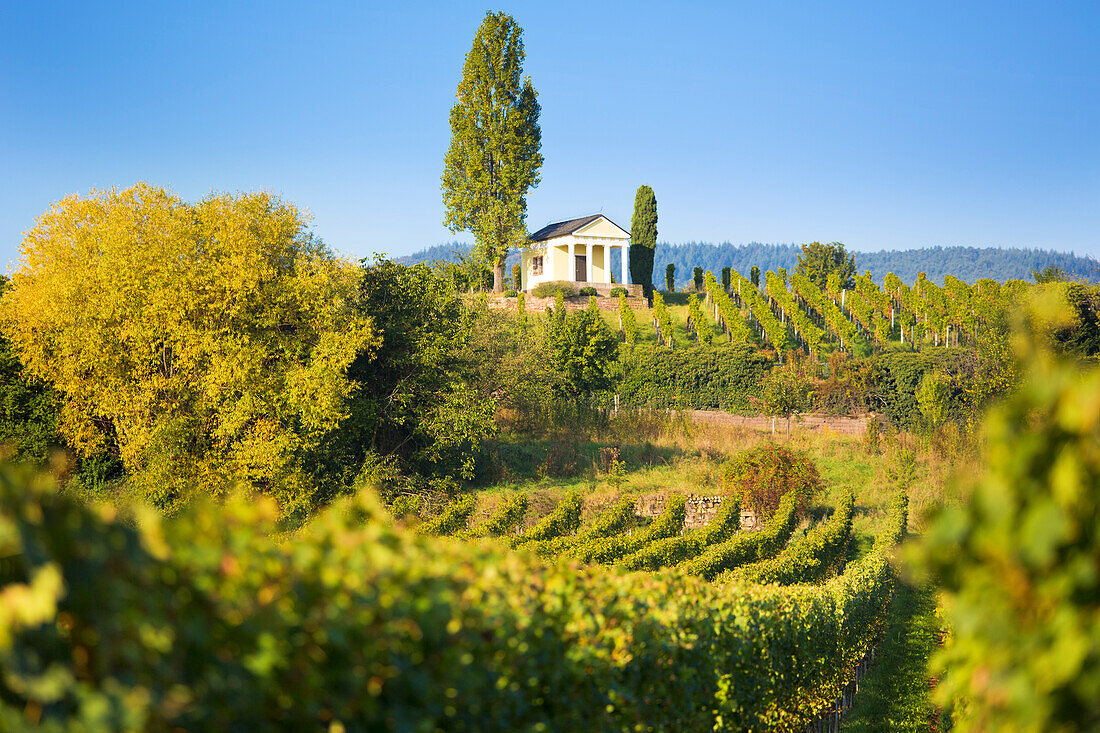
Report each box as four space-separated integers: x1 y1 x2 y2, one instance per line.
634 493 759 532
489 293 647 313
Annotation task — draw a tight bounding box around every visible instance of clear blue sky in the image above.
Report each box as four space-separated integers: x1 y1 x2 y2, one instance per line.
2 1 1098 267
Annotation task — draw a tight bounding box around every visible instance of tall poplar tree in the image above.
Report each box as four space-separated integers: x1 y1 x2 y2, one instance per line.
442 12 543 293
629 184 657 295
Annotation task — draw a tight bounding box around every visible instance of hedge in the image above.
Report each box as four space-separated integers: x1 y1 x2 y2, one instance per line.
418 494 477 536
727 490 854 586
464 492 528 538
510 490 583 547
618 342 772 411
0 465 908 732
569 493 687 564
682 488 799 580
618 495 741 571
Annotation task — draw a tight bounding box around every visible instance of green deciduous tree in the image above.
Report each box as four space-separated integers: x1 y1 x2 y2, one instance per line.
796 241 856 290
551 301 619 399
325 258 497 500
0 184 376 515
761 363 813 439
629 184 657 295
442 12 543 293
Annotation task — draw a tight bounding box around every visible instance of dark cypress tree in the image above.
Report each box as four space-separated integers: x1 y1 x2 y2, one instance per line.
750 265 760 287
665 263 675 292
630 185 658 296
693 267 704 291
721 266 731 291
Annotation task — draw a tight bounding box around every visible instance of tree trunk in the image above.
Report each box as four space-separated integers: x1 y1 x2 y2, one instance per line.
493 258 505 293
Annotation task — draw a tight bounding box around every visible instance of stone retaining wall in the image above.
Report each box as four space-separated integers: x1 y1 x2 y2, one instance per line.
486 293 647 313
635 493 758 531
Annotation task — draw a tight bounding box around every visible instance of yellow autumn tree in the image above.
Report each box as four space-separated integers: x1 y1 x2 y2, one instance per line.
0 183 377 515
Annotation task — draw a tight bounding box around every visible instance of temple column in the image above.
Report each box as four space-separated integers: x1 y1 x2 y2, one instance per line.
567 239 575 282
585 241 593 283
604 244 612 283
621 243 630 285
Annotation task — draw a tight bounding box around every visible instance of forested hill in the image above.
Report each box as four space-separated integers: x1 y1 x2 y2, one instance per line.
396 241 1100 284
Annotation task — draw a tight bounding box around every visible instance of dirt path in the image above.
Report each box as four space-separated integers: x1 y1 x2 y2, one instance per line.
683 409 872 437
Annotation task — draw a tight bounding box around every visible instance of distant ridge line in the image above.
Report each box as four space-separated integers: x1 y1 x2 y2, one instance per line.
393 241 1100 285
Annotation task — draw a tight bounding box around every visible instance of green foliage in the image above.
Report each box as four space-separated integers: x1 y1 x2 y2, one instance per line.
750 265 760 287
511 490 583 546
682 489 801 580
578 286 598 296
706 270 754 344
511 262 522 290
389 494 422 521
332 259 497 503
693 266 704 291
665 263 675 292
686 294 713 344
570 493 687 563
721 266 732 291
465 492 528 538
618 293 638 345
790 272 864 353
916 370 951 428
731 490 853 585
734 270 790 351
909 336 1100 731
1032 264 1067 283
651 291 676 347
796 241 856 290
619 495 741 571
550 305 619 398
618 343 772 410
531 280 577 298
504 288 518 297
441 11 543 292
761 365 814 438
629 185 657 293
0 279 61 463
418 494 478 536
608 286 628 298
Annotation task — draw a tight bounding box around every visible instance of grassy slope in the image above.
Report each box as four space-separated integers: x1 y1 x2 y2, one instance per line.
843 581 941 731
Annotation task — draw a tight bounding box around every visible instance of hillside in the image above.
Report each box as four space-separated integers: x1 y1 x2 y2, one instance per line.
396 241 1100 285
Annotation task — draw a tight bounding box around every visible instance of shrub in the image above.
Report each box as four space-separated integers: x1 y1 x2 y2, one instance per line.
532 281 578 298
389 494 422 521
609 287 628 298
724 443 822 520
579 286 598 296
504 289 518 297
418 494 477 536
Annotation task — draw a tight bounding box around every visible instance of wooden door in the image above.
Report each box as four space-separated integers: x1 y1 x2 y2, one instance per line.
575 255 586 282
